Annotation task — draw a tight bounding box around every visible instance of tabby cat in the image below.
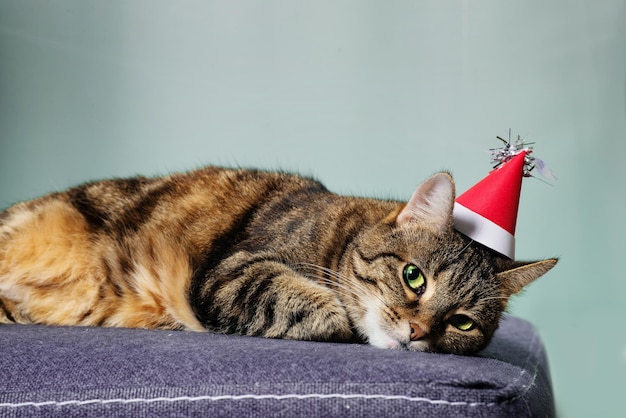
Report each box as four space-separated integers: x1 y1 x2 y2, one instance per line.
0 167 556 355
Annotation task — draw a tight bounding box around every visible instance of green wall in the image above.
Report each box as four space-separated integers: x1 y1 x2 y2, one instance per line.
1 2 624 416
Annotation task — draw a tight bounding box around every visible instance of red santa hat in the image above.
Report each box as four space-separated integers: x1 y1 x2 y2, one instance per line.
452 136 551 259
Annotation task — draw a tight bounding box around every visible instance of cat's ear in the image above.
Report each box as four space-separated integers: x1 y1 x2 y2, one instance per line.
394 172 455 233
496 258 558 295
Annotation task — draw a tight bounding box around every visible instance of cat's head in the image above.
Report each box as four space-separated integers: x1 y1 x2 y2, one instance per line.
343 172 557 355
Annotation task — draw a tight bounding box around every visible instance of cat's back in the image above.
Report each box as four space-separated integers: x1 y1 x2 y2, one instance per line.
0 166 328 256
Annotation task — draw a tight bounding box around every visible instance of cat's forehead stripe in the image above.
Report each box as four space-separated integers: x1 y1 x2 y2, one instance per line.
355 248 404 264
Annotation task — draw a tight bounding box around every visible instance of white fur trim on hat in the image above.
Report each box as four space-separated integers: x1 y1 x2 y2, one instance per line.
453 202 515 259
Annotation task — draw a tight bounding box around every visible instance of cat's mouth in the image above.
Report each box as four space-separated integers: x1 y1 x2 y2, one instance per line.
406 322 433 351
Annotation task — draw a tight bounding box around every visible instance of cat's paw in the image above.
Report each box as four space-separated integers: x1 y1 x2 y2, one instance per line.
278 292 353 342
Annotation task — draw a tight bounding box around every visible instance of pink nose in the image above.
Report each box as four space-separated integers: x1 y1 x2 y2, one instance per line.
410 322 428 341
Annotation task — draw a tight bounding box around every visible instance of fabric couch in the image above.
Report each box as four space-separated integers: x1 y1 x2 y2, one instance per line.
0 315 554 417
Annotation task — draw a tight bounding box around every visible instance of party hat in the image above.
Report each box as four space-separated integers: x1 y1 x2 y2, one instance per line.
453 135 552 259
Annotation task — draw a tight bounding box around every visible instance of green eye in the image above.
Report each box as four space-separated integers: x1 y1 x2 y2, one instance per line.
403 264 426 292
449 315 476 331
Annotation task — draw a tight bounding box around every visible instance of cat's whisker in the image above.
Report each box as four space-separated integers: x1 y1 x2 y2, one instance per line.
294 262 385 305
296 272 364 305
314 280 363 305
295 262 349 280
295 264 365 296
451 239 474 261
314 275 395 317
478 296 511 302
295 262 394 311
293 263 351 285
295 263 367 295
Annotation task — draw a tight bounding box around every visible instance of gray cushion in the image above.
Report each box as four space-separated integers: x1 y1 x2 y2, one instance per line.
0 315 554 417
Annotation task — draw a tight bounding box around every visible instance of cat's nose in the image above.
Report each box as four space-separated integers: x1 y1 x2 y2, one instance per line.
409 322 428 341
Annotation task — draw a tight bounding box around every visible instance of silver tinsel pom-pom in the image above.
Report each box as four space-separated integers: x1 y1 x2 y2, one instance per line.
489 131 557 181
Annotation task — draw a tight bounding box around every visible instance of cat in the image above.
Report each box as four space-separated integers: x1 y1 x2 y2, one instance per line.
0 166 556 355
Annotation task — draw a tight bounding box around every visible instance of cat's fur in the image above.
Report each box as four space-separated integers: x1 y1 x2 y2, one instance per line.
0 167 556 355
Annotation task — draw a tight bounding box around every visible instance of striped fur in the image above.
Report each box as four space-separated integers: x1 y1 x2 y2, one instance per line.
0 167 556 355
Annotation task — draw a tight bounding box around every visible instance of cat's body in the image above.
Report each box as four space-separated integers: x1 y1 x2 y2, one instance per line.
0 166 556 355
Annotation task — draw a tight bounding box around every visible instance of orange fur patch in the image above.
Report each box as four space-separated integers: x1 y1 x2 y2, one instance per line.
0 201 102 324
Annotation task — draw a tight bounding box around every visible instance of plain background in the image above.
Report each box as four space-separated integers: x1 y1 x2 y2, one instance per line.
1 1 624 416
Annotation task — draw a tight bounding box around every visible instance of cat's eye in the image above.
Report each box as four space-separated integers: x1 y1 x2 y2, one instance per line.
403 264 426 292
449 315 476 332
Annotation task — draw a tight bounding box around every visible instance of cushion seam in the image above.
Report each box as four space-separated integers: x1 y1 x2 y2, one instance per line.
0 392 510 409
